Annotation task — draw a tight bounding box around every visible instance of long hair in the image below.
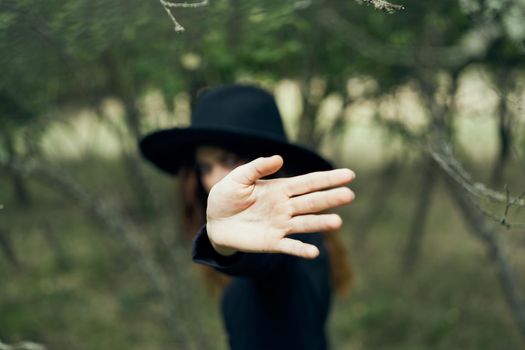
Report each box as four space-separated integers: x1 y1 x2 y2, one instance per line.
179 158 353 296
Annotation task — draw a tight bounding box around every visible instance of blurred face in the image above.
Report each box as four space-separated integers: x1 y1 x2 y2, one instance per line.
196 146 246 193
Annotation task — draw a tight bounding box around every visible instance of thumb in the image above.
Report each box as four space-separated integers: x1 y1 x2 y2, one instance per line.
229 155 284 185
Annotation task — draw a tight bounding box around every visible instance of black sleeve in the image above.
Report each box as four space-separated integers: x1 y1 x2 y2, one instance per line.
192 225 323 279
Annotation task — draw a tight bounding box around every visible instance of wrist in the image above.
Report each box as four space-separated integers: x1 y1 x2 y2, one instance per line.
206 222 238 256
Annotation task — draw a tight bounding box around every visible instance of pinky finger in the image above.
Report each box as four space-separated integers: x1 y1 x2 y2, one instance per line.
288 214 343 234
275 238 320 259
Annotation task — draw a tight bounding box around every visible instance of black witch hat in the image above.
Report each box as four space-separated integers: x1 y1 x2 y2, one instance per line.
139 84 333 175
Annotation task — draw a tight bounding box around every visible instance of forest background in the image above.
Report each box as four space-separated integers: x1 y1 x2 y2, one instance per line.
1 0 525 349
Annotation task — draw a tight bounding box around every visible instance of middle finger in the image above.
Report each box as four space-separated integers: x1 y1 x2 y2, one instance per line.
288 187 355 216
285 168 355 197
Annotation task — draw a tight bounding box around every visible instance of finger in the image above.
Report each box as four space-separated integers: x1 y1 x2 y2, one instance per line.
229 155 284 186
287 214 343 234
289 187 355 215
286 168 355 196
275 237 320 259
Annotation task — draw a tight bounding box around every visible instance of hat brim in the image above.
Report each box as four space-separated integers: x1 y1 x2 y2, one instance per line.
139 126 333 176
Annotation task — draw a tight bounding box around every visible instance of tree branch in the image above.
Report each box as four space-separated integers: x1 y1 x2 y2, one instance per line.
159 0 209 32
0 340 46 350
377 117 525 228
427 137 525 207
316 7 500 68
359 0 404 14
444 174 525 340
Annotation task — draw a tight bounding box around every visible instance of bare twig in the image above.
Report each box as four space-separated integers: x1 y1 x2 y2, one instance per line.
500 188 525 228
159 0 209 32
377 118 525 227
0 340 46 350
428 139 525 207
472 200 525 230
161 0 209 8
359 0 404 13
317 7 499 68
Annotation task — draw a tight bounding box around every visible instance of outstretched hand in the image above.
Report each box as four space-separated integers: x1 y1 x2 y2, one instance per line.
206 155 355 259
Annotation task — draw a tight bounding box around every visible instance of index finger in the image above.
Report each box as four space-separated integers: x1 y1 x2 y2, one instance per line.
285 168 355 196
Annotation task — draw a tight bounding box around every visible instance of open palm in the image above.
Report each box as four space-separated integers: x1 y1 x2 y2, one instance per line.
206 155 355 259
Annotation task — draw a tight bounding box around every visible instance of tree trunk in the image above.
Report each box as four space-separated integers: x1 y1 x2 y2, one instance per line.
0 228 20 269
41 221 70 271
3 133 31 207
443 167 525 342
297 8 323 148
402 158 437 271
102 53 158 218
491 75 512 186
353 160 401 251
297 96 321 147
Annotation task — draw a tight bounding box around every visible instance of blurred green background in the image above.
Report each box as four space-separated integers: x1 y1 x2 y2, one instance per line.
1 0 524 349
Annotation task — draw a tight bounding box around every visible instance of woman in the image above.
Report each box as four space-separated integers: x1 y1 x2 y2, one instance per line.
140 84 355 349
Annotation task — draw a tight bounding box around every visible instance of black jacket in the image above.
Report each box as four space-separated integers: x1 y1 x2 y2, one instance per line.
192 226 331 350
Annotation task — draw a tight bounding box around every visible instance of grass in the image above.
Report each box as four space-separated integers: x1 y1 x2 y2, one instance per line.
1 153 524 349
330 160 524 350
